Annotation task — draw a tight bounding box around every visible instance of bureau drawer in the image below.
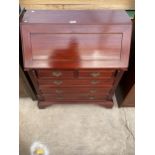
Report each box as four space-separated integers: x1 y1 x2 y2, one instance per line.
37 70 74 78
78 69 116 78
40 87 111 94
38 79 114 87
42 94 108 101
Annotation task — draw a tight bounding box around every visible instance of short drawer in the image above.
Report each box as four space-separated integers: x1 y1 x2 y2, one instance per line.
38 79 114 87
37 70 74 78
78 70 116 78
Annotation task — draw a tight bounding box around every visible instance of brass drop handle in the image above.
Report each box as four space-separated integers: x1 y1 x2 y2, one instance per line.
55 89 63 94
90 89 97 93
53 80 63 85
52 71 62 77
91 72 100 77
91 80 99 85
89 96 95 100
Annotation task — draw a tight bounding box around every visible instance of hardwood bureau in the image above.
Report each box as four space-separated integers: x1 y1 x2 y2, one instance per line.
20 10 132 108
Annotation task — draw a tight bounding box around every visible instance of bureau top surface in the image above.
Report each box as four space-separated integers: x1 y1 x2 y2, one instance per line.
21 10 131 25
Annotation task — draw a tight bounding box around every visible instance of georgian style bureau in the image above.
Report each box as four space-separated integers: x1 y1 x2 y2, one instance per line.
20 10 132 108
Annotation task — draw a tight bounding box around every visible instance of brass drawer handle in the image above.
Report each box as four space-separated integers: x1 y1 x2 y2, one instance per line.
53 80 63 85
52 71 62 77
91 80 99 85
90 89 97 93
91 72 100 77
89 96 95 100
55 89 63 94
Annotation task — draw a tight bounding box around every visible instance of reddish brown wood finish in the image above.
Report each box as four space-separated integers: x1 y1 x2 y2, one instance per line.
37 70 75 78
37 69 116 79
42 94 108 101
31 33 122 61
20 10 132 70
21 24 131 69
38 79 114 87
78 70 116 78
20 10 132 108
39 87 111 94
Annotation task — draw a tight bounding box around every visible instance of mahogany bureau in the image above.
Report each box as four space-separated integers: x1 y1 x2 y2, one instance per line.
20 10 132 108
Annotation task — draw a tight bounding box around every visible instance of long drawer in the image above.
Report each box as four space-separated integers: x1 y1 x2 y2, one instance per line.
41 94 108 101
39 87 111 94
38 79 114 87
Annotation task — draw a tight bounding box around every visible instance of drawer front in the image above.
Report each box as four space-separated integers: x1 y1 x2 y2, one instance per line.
78 70 116 78
37 70 74 78
39 87 111 94
38 79 114 87
42 94 108 101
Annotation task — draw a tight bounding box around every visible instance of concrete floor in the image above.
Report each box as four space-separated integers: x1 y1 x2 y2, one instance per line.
19 98 135 155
